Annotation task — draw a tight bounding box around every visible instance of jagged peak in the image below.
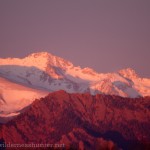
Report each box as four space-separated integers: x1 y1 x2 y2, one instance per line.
27 51 53 59
26 51 73 68
118 68 138 79
82 67 98 76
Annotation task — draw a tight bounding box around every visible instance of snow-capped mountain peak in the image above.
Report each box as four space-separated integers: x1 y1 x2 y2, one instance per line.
27 51 53 58
0 52 149 98
0 51 150 119
26 51 73 70
118 68 138 79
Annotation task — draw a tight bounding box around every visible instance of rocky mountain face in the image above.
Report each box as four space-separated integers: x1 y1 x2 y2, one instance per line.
0 91 150 150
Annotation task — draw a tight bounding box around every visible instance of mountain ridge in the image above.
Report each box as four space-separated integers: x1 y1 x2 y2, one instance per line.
0 52 150 119
0 90 150 150
0 52 149 97
0 51 150 97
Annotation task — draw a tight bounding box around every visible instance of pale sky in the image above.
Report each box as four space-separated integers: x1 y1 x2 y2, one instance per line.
0 0 150 77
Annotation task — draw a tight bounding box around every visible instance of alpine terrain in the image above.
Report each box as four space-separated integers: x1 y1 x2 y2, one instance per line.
0 52 149 119
0 91 150 150
0 52 150 150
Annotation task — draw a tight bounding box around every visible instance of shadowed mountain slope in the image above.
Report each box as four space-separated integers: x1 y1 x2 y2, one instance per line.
0 91 150 150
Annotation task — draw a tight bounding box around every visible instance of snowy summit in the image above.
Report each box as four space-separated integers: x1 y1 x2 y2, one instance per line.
0 51 150 119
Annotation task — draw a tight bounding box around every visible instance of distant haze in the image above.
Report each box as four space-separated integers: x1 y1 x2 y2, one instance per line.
0 0 150 77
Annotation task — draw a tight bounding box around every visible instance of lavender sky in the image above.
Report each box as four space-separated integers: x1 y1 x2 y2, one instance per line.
0 0 150 77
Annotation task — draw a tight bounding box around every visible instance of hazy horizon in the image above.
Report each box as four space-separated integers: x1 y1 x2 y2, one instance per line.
0 0 150 77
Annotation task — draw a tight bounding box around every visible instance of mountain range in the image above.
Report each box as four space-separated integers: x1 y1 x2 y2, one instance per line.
0 91 150 150
0 52 150 120
0 52 150 150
